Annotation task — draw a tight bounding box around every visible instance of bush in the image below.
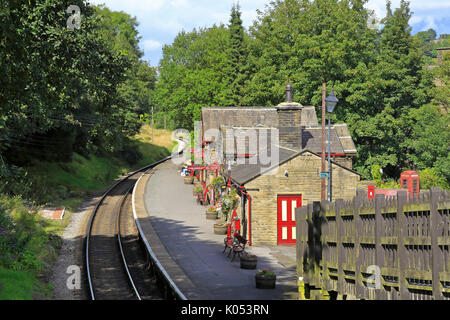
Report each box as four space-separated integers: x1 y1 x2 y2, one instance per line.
419 168 449 190
0 196 61 272
113 141 142 166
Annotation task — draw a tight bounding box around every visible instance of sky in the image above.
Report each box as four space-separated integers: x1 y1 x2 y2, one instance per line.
88 0 450 66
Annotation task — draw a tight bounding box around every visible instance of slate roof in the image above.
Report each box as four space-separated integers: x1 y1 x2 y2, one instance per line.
201 106 354 155
302 127 344 154
202 107 278 134
228 145 297 185
201 106 360 184
229 147 361 185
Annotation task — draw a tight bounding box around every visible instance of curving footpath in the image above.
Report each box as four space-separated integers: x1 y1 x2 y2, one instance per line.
132 155 298 300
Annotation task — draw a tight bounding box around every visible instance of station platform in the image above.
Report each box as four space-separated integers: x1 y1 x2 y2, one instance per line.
133 159 298 300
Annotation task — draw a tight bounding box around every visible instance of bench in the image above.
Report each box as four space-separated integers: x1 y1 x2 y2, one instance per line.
223 233 247 262
223 233 236 256
230 233 247 262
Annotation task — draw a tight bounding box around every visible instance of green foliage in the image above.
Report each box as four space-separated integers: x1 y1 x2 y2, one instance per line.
224 4 248 105
0 195 61 299
221 188 239 222
155 24 231 129
256 269 276 278
0 196 61 273
0 1 135 161
0 267 35 300
371 164 382 184
0 1 156 173
432 52 450 113
155 0 441 186
419 168 449 190
402 104 449 184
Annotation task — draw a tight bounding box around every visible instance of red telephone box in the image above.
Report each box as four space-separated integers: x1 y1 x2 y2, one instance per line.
400 171 420 198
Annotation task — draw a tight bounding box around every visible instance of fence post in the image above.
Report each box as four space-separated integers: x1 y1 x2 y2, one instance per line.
374 194 384 299
296 205 307 299
354 196 364 298
397 191 409 300
312 201 322 288
430 187 443 300
335 199 344 295
304 203 314 286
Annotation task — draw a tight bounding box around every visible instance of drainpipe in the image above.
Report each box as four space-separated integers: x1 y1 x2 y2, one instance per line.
240 186 252 246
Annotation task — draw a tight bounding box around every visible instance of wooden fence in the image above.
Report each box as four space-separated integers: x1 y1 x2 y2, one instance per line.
296 187 450 300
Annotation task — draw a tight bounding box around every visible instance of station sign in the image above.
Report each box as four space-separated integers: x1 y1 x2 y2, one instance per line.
320 172 329 179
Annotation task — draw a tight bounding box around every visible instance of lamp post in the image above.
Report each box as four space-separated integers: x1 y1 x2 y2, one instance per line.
325 89 338 202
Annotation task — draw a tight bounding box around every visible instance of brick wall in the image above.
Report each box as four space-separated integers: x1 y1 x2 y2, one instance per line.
244 151 360 245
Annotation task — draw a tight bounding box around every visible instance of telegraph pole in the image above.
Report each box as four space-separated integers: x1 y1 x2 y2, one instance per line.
321 83 326 201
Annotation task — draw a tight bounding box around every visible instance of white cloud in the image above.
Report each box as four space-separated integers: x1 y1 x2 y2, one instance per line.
142 39 163 51
366 0 449 28
88 0 449 65
89 0 167 12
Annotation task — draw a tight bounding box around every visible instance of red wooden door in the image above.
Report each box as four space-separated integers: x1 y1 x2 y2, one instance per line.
277 195 302 245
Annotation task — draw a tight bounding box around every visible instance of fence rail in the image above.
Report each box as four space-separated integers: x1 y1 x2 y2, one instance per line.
296 187 450 300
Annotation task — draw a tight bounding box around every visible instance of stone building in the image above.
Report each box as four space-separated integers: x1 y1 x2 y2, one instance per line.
200 86 361 246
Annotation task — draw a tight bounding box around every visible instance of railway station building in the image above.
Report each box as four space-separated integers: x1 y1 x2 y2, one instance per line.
199 86 361 246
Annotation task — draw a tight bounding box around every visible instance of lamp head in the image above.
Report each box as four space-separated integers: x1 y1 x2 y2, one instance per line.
325 89 339 113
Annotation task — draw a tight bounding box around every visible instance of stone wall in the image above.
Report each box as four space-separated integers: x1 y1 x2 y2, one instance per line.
244 151 360 246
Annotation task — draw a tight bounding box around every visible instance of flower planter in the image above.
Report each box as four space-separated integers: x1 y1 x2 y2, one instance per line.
205 211 218 220
240 255 257 270
213 224 227 235
184 176 194 184
255 272 276 289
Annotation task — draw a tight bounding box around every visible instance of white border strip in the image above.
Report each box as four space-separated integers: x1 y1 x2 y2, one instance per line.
132 167 188 301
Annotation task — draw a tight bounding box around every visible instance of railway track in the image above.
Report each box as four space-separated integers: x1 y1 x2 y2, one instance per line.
85 156 173 300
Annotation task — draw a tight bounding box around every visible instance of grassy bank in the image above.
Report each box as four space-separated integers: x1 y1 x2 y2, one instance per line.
0 196 61 299
0 126 175 300
26 126 175 211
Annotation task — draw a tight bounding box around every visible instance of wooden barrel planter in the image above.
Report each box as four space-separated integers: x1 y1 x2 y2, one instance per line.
205 211 218 220
255 271 276 289
213 224 227 235
184 176 194 184
240 254 257 270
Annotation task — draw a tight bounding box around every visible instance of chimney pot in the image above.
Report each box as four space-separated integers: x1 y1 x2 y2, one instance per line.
286 84 293 103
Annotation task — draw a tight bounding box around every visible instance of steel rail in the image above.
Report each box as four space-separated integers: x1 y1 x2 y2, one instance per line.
132 169 188 300
85 148 181 300
117 184 142 300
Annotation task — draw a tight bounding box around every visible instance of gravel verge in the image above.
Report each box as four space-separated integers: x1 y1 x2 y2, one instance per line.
48 198 98 300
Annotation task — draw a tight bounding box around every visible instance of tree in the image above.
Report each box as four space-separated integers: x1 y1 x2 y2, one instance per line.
224 3 248 106
344 0 432 179
0 1 145 165
154 25 230 129
415 28 437 63
402 104 449 183
432 52 450 113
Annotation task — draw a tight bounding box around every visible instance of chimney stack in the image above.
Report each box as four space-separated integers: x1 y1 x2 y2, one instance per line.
276 83 304 150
